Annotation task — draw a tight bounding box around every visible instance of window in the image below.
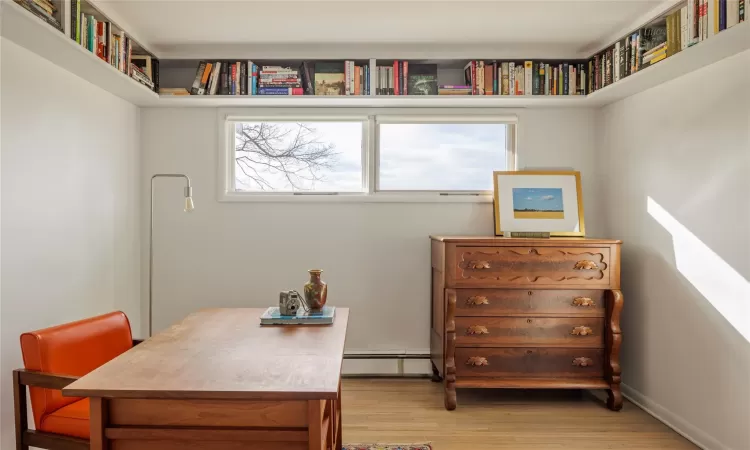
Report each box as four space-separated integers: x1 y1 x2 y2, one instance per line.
377 121 511 192
232 120 366 192
220 112 516 201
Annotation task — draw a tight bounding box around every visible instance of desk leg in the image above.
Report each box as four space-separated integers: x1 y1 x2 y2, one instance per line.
335 381 342 450
308 400 324 450
90 398 108 450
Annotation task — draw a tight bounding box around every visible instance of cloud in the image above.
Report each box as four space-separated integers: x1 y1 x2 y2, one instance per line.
541 195 555 200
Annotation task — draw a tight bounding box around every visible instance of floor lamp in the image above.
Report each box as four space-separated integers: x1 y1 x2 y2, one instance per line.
149 174 194 337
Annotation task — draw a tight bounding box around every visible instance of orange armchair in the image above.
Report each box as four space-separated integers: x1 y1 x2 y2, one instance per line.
14 311 139 450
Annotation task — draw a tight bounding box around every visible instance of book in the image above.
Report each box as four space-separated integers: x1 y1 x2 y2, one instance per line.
15 0 62 31
727 0 740 26
159 88 190 96
508 62 515 96
190 61 207 95
484 63 493 95
524 61 533 95
260 306 336 325
407 64 438 95
515 64 524 95
314 62 345 95
741 0 746 21
258 87 304 95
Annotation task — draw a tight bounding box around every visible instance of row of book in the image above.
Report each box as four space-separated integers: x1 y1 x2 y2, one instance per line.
14 0 62 31
184 60 375 96
70 0 158 91
460 61 588 96
374 61 438 95
189 61 253 95
588 0 745 93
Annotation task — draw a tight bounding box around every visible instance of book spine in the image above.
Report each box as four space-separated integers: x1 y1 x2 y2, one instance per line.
508 62 515 96
524 61 532 95
500 62 510 95
403 61 408 95
538 62 547 95
741 0 746 21
71 0 79 42
681 7 688 50
552 67 557 95
493 62 498 95
545 64 551 95
190 61 206 95
531 62 540 95
471 61 477 95
719 0 726 30
243 62 249 95
394 64 398 95
476 61 483 95
727 0 739 26
258 87 304 95
347 61 353 95
562 63 569 95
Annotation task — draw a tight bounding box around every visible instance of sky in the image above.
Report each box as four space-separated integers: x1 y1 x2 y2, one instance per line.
512 188 564 212
234 121 507 192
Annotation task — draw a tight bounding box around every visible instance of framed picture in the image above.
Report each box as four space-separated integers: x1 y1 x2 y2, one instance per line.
493 170 585 237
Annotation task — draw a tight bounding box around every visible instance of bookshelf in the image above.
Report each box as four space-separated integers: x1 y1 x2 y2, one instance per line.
3 0 748 108
1 0 159 104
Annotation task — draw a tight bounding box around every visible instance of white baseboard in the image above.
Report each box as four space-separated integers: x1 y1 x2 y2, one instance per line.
621 383 728 450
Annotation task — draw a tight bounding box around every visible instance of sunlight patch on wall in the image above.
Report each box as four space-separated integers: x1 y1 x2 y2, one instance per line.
647 197 750 343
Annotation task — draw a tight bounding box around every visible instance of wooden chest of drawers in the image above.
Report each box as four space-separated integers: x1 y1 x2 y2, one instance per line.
430 236 623 411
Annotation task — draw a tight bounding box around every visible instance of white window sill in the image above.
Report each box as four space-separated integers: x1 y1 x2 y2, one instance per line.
218 192 493 203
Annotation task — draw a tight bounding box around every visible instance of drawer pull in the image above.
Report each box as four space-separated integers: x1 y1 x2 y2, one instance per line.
466 295 489 306
573 260 599 270
466 356 489 366
572 296 595 307
466 325 489 335
571 326 593 336
467 260 491 270
572 357 594 367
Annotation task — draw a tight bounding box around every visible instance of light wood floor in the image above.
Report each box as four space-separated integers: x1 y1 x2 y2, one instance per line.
342 379 697 449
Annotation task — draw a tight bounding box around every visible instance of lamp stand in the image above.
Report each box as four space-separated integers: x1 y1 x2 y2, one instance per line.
149 174 193 337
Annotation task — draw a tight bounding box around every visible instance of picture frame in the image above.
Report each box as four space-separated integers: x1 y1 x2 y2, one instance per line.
492 170 585 237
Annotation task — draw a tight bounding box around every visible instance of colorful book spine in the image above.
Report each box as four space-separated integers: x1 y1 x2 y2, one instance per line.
258 87 304 95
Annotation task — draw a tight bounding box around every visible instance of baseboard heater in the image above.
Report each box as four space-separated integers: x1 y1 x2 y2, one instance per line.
342 352 431 379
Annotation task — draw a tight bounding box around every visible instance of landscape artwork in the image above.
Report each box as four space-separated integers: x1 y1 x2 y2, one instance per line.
512 188 564 219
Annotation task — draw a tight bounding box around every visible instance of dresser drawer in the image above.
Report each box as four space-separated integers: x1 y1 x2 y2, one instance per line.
455 317 604 348
453 246 611 287
455 347 604 378
455 289 605 317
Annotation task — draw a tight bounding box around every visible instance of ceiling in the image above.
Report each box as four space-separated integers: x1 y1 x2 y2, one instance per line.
97 0 669 58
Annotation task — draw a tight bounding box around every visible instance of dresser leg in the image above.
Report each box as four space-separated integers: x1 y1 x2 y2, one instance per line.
607 386 623 411
444 378 456 411
605 289 624 412
431 361 442 382
444 290 457 410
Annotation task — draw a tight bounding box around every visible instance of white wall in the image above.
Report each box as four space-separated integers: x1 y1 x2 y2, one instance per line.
595 50 750 450
0 38 141 449
139 107 598 363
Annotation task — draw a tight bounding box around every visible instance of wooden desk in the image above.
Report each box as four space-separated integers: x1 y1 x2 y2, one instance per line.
64 308 349 450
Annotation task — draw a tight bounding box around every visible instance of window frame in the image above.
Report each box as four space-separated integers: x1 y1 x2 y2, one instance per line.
218 108 517 203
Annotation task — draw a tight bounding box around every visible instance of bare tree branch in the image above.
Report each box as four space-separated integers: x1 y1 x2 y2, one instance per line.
234 122 338 190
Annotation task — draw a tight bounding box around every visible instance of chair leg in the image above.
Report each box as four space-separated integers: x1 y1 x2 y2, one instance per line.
13 370 29 450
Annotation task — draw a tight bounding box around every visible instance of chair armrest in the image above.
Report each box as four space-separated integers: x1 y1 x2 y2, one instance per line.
13 369 78 390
